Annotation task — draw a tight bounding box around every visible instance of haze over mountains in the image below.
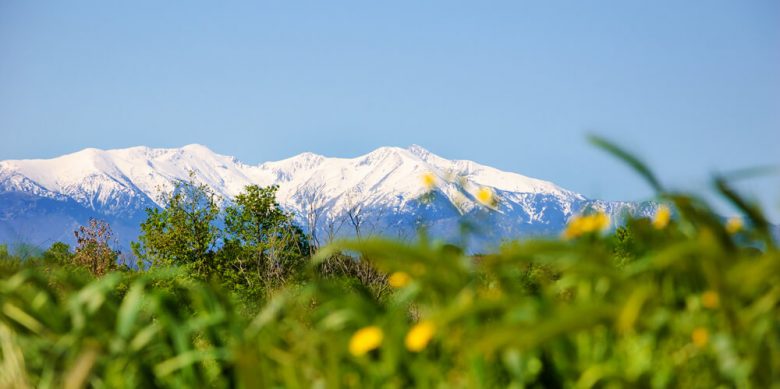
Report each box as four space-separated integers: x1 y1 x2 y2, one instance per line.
0 145 655 251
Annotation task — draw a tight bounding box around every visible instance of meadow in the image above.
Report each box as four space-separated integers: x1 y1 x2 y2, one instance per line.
0 139 777 388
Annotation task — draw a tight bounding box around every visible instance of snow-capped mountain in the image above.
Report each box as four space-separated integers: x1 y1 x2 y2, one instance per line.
0 144 654 251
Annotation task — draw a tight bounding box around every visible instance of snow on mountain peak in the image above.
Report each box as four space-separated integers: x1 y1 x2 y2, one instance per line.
1 144 658 250
407 144 432 159
180 143 218 156
0 144 588 219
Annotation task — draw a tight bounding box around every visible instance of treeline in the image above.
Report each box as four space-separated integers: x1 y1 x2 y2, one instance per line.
0 177 343 307
1 138 779 387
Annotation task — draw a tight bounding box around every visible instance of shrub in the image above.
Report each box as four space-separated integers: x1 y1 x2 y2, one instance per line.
0 138 776 387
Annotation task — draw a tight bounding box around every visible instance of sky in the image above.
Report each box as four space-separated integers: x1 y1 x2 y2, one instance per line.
1 1 779 219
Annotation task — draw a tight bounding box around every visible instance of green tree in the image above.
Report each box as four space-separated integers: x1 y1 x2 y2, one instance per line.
42 241 73 265
221 184 309 292
132 174 220 279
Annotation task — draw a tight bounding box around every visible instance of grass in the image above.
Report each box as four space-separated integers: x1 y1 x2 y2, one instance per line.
0 139 778 388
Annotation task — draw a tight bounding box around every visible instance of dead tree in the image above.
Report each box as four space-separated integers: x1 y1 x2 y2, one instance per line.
297 183 326 254
323 212 347 244
344 189 366 240
73 218 119 276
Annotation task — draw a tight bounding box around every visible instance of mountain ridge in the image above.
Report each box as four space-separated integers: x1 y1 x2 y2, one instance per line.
0 144 654 251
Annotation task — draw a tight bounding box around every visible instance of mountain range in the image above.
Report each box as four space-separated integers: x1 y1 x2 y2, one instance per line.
0 144 655 252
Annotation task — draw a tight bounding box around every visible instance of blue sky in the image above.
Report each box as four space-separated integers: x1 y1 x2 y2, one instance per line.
1 1 778 219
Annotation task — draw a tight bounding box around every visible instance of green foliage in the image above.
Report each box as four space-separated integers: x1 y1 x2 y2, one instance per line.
131 180 310 301
3 187 777 387
42 242 74 265
2 141 778 387
0 242 74 278
220 185 309 296
0 244 23 278
0 267 242 388
132 174 221 279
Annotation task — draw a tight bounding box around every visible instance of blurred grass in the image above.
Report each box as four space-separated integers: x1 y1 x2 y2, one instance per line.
0 140 779 388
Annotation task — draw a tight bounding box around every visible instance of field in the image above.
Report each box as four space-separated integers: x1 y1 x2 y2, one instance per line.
0 141 778 388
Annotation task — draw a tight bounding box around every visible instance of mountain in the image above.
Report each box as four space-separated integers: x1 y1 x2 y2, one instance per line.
0 144 655 251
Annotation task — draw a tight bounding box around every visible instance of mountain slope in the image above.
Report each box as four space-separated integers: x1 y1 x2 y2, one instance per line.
0 144 653 250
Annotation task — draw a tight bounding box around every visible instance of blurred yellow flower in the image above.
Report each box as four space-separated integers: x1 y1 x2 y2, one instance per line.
475 187 496 207
725 217 743 234
421 172 436 191
701 290 719 309
692 327 709 347
653 205 671 230
349 326 383 356
388 271 411 288
405 320 436 352
562 212 610 239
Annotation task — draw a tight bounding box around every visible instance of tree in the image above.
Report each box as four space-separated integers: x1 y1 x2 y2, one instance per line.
221 184 309 291
344 189 366 240
297 184 326 254
42 242 73 265
132 174 220 279
73 219 119 276
323 212 347 245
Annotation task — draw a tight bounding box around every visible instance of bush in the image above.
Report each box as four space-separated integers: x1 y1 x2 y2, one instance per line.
0 139 776 387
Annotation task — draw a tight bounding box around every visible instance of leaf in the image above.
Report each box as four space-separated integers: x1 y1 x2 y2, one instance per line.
154 349 229 377
64 344 100 389
714 175 773 247
2 303 44 335
116 282 146 339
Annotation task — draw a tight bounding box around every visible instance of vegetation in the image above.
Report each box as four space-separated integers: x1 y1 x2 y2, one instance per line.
220 184 309 298
73 219 122 276
130 177 307 302
131 175 222 278
0 139 778 387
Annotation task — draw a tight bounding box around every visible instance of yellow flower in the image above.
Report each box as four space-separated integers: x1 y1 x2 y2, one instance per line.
421 172 436 191
725 217 743 234
653 205 671 230
701 290 720 309
475 187 496 207
388 271 411 288
349 326 383 356
562 217 583 239
692 327 709 347
405 320 436 352
563 212 610 239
